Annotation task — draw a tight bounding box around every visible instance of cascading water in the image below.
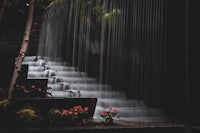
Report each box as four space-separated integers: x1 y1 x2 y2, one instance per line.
23 0 169 122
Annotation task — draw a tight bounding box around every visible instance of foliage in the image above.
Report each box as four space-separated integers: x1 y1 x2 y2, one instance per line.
0 99 8 110
74 0 121 26
2 0 63 13
36 0 62 9
16 104 39 122
16 108 37 121
13 82 52 98
100 107 119 123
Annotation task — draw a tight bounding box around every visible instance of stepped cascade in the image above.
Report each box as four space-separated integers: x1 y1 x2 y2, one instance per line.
22 56 167 122
20 0 170 122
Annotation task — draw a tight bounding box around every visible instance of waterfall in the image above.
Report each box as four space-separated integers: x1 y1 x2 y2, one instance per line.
23 0 170 122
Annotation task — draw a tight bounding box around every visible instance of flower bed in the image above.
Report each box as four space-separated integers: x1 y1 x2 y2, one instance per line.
6 98 97 128
12 80 52 98
47 105 89 126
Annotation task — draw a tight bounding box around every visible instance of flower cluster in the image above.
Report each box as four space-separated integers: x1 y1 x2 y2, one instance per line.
16 108 38 121
48 105 89 123
0 99 8 110
16 104 39 122
13 83 52 98
100 107 119 123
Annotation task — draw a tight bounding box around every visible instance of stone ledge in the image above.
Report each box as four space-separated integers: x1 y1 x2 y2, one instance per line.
0 119 184 133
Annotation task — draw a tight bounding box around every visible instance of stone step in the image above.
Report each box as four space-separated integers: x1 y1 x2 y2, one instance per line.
27 71 87 78
27 66 76 72
47 83 110 91
79 90 126 98
54 71 87 77
48 90 126 99
46 61 69 66
27 77 48 80
46 90 81 98
28 66 45 72
30 76 96 85
23 60 69 67
70 84 111 91
96 98 146 108
23 56 38 62
47 83 70 91
49 76 97 84
49 66 76 71
23 56 63 62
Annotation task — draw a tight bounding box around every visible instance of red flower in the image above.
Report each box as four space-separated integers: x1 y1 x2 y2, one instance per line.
62 109 69 115
49 105 89 122
101 111 107 116
84 107 88 111
68 111 73 115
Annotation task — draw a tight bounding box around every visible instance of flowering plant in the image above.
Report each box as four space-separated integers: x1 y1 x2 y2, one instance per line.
100 107 119 123
13 83 52 98
16 104 39 122
0 99 9 127
16 108 37 121
48 105 89 125
0 99 8 111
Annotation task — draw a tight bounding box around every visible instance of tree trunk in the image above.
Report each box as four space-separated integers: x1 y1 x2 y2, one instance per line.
8 0 35 100
0 0 7 23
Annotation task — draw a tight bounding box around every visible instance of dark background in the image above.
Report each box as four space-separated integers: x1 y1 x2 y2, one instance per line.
0 0 199 125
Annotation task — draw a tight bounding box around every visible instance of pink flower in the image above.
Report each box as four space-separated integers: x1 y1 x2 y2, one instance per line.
112 108 117 113
84 107 88 111
23 89 30 93
20 85 26 89
62 109 69 115
74 112 78 116
54 109 60 113
31 85 35 88
101 111 107 116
